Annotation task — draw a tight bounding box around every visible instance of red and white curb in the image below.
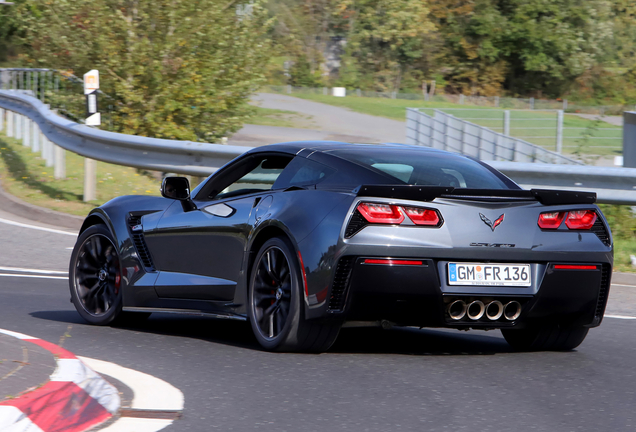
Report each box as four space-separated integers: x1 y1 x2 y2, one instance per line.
0 328 120 432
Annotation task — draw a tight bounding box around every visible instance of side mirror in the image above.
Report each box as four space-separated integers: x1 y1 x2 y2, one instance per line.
161 177 190 200
161 177 196 212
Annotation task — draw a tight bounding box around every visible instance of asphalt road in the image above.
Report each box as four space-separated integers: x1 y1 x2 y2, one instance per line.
1 217 636 431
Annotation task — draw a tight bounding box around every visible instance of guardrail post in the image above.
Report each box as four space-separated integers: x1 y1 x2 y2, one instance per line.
39 130 46 160
504 110 510 136
84 158 96 201
563 99 568 110
6 110 13 137
529 97 534 110
23 118 30 148
32 120 39 152
460 121 466 154
54 146 65 179
15 113 21 140
556 110 563 154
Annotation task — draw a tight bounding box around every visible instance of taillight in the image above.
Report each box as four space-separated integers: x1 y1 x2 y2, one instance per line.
357 202 404 224
565 210 597 230
538 211 565 229
538 210 597 230
403 206 440 226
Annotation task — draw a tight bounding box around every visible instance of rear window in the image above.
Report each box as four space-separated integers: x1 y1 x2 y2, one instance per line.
330 149 513 189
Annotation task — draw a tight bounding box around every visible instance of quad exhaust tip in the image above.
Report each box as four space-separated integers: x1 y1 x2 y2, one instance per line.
504 301 522 321
485 301 504 321
467 300 485 320
448 300 467 320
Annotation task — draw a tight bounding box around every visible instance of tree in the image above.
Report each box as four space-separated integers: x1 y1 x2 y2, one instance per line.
11 0 272 141
335 0 435 92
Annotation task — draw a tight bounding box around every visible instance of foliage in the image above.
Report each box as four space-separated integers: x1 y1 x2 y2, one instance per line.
599 205 636 241
334 0 435 92
10 0 272 141
289 55 323 87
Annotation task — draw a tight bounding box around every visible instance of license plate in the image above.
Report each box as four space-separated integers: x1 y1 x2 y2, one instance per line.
448 263 531 286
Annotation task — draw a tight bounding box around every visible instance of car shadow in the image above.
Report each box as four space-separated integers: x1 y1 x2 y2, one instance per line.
30 310 513 356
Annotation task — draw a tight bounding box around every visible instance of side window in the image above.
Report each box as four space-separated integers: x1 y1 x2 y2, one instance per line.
273 157 336 189
210 156 292 200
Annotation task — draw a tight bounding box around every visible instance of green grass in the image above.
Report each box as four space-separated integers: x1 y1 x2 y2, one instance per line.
245 107 314 128
613 238 636 273
0 132 161 217
285 92 622 156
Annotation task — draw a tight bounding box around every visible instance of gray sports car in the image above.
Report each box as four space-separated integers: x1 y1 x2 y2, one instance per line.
69 142 613 352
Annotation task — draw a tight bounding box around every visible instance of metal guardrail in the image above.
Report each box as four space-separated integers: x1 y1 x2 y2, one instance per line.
0 90 248 176
1 88 636 204
488 161 636 205
406 108 583 165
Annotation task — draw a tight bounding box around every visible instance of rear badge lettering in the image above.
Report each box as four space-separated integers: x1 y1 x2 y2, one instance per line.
480 213 504 232
470 243 515 248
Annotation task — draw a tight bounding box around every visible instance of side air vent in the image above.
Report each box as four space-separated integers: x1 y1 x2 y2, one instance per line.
345 210 368 238
591 216 611 246
128 215 154 269
595 264 611 319
328 256 355 312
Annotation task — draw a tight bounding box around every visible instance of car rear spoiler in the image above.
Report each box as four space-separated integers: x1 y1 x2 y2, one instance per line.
353 185 596 205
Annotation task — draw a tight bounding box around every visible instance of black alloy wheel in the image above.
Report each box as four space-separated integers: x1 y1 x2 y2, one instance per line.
252 243 293 341
70 225 123 325
248 237 342 352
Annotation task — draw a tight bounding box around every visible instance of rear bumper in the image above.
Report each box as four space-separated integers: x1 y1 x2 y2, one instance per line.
326 257 611 329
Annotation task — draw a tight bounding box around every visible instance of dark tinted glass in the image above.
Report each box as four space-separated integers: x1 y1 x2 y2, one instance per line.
329 148 514 189
273 157 336 189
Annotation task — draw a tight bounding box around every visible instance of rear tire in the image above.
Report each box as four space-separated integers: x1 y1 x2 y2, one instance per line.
501 324 589 351
247 237 341 352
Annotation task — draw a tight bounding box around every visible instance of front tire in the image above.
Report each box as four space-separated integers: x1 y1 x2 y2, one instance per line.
501 324 589 351
69 225 124 325
247 237 340 352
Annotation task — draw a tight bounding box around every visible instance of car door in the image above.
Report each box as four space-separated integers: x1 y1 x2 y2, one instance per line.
143 154 293 302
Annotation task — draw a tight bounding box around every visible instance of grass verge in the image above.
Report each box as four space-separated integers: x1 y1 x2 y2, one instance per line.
0 132 160 217
613 238 636 273
246 107 315 128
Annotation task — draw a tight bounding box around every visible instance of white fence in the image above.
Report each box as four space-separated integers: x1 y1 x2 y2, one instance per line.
405 108 583 165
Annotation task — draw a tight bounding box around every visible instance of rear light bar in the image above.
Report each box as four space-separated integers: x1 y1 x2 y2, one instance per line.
554 264 598 270
364 259 423 266
356 202 442 227
538 210 597 230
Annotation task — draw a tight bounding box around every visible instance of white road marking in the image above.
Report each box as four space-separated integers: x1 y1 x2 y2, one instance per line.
0 266 68 275
79 357 184 412
605 314 636 320
98 418 174 432
0 328 37 340
0 273 68 280
0 217 77 236
611 283 636 288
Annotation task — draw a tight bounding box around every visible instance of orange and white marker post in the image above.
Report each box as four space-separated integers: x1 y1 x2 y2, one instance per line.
83 69 100 126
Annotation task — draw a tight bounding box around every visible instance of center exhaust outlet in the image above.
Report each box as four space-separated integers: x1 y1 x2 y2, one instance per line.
467 300 485 320
448 300 467 320
485 301 504 321
504 301 522 321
